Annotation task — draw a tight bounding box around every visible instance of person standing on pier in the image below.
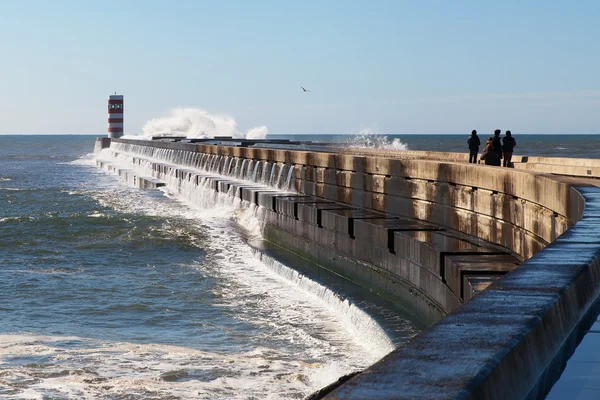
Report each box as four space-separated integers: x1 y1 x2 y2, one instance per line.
467 130 481 163
502 130 517 167
481 137 499 165
492 130 503 166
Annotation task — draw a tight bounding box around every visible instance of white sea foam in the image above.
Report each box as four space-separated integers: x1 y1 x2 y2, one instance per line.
133 108 268 140
68 153 98 166
0 216 26 223
245 125 269 139
87 211 107 218
345 128 408 150
0 334 337 399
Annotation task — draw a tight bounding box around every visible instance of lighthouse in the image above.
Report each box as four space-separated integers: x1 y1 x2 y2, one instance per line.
107 94 124 138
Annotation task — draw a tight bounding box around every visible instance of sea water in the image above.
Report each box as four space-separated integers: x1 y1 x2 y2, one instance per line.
269 133 600 158
0 135 423 399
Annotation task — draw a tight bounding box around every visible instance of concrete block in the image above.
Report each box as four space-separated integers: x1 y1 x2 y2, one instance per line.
217 180 236 193
296 203 356 227
287 150 308 165
335 171 353 188
350 172 366 190
257 192 278 210
333 154 356 171
444 253 520 299
301 180 316 196
243 189 280 206
309 152 336 168
274 195 328 219
394 230 501 278
463 275 504 302
301 166 316 182
138 176 165 189
320 209 389 238
200 176 220 191
353 218 439 253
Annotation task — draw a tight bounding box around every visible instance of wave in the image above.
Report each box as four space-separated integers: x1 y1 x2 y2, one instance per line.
132 108 268 140
66 153 98 166
0 334 336 399
345 128 408 150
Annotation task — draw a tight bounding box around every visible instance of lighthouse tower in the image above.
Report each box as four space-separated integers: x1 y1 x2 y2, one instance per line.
107 94 124 138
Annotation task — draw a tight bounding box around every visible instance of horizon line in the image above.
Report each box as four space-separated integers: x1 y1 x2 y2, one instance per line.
2 132 600 136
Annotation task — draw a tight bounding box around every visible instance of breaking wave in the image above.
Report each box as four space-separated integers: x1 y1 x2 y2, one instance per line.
135 108 268 140
345 128 408 150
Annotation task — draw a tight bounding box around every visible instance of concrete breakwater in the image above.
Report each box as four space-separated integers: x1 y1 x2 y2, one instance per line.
94 137 600 399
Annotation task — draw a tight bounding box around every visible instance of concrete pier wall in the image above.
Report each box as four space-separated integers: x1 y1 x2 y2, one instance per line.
94 137 600 399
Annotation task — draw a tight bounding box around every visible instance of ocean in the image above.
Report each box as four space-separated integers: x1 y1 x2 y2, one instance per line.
268 133 600 159
0 133 595 399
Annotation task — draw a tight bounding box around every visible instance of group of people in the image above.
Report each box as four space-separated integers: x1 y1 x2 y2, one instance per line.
467 129 517 167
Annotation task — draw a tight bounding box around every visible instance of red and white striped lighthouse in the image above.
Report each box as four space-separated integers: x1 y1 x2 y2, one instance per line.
107 94 124 138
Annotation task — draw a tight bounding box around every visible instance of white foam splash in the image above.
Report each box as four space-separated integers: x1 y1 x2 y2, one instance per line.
245 125 268 139
134 108 268 140
346 128 408 150
0 334 337 400
67 153 98 166
0 216 22 222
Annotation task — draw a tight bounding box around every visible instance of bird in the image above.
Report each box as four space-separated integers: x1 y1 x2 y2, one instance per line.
301 87 311 92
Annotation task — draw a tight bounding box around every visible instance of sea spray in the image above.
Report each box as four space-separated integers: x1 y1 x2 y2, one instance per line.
135 108 268 140
345 128 408 150
249 250 395 358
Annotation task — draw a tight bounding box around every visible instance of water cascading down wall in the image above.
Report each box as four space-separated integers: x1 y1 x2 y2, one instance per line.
94 137 600 399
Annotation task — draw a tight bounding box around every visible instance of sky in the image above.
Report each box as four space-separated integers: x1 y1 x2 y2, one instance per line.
0 0 598 135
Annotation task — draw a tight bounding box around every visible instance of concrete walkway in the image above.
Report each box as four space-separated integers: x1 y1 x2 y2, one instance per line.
547 314 600 399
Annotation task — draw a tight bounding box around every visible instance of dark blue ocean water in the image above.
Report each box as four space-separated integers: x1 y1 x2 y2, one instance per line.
0 135 422 399
269 133 600 159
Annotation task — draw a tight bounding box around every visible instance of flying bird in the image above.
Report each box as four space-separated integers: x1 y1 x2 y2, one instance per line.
301 87 311 92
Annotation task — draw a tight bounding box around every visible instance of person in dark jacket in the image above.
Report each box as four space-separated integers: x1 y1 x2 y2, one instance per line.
491 129 503 166
467 130 480 163
502 130 517 167
480 137 499 166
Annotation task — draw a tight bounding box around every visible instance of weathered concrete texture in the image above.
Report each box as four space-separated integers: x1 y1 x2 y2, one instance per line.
340 147 600 180
297 203 357 227
261 218 448 324
94 137 111 152
444 253 520 299
95 160 164 189
211 143 572 258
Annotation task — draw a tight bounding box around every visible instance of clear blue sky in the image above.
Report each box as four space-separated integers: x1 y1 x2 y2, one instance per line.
0 0 598 134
